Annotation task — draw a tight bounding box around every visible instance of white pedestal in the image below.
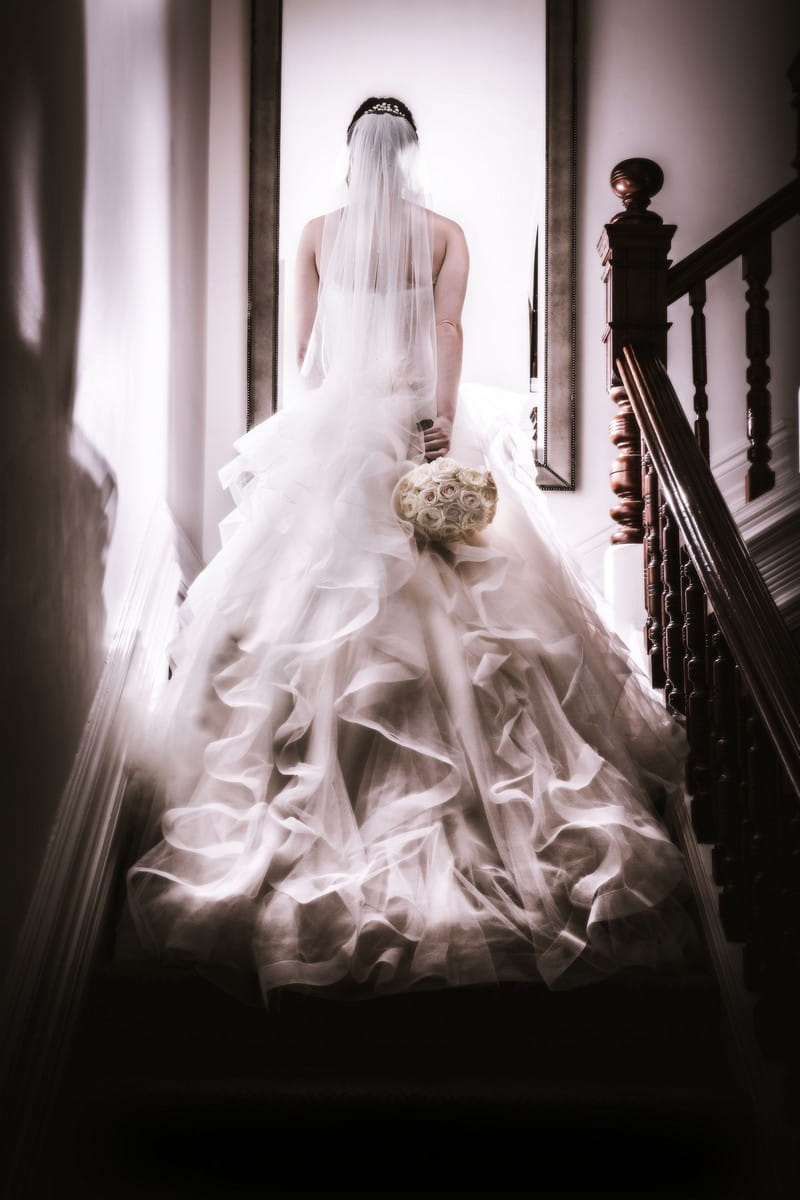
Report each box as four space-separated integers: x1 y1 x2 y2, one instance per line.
603 542 648 674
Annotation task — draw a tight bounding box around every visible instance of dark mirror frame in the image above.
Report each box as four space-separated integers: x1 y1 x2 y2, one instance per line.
247 0 576 489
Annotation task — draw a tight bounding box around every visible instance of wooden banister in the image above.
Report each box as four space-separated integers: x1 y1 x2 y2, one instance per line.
669 50 800 305
605 56 800 509
618 346 800 795
599 55 800 1171
619 346 800 1170
663 173 800 500
666 179 800 304
603 166 799 504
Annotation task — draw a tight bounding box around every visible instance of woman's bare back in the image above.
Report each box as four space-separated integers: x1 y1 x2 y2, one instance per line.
296 207 468 353
295 205 468 455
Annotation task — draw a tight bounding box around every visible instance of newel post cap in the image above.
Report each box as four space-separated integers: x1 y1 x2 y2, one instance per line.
609 159 664 223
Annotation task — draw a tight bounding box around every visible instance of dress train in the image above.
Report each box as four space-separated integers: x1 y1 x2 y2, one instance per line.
127 376 699 998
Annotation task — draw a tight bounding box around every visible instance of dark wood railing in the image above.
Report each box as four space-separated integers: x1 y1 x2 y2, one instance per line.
622 349 800 1182
599 55 800 543
666 177 800 501
618 345 800 1135
598 52 800 1160
620 346 800 789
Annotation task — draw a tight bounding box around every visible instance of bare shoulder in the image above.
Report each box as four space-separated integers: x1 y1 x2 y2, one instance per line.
426 209 468 283
298 209 343 273
427 209 467 248
298 213 327 254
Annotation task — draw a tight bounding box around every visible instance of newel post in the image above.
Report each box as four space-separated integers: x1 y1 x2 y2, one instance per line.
597 160 675 543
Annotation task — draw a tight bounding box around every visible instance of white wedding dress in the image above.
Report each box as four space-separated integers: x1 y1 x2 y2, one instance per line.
127 113 698 999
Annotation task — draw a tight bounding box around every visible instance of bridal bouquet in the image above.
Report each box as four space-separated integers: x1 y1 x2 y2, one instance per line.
394 457 498 543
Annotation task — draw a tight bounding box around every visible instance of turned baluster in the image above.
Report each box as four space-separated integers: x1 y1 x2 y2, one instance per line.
703 612 721 850
742 694 780 943
707 615 733 867
642 446 665 688
688 279 710 461
659 496 685 715
599 159 675 543
608 386 643 542
742 234 775 500
709 621 747 939
740 705 772 996
742 696 764 883
681 552 712 840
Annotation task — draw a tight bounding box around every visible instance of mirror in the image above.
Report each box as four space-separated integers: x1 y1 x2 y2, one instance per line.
248 0 575 489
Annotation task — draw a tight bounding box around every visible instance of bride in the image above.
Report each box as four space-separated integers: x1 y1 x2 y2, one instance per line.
127 97 699 998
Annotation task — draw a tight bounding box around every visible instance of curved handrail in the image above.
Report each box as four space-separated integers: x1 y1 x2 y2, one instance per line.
617 345 800 795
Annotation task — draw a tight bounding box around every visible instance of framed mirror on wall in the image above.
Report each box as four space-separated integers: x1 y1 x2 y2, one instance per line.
248 0 576 489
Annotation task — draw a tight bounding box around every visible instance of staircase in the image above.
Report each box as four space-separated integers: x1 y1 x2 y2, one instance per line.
8 48 798 1200
593 56 800 1193
50 952 760 1198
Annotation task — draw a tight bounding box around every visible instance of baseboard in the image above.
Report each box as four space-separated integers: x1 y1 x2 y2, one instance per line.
0 502 179 1196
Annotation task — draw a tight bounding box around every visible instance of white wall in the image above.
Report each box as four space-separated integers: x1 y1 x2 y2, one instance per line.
279 0 545 402
547 0 800 563
277 0 799 581
0 0 212 961
74 0 172 637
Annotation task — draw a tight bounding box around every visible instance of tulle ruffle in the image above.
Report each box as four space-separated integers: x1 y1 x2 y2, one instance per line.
127 377 698 998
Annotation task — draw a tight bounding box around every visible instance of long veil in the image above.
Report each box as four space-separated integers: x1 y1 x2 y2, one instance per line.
299 111 437 425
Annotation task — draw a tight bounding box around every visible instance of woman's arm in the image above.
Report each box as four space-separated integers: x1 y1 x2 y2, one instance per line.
425 219 469 459
295 217 322 370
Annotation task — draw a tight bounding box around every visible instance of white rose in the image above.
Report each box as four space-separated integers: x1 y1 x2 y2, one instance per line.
458 467 487 489
483 489 498 517
431 457 459 480
438 480 459 500
417 505 445 532
459 488 482 510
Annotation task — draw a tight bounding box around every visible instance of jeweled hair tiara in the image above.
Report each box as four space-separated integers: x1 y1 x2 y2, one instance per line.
364 100 406 118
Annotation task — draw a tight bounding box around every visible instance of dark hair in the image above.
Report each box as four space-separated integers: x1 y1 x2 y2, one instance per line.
346 96 418 144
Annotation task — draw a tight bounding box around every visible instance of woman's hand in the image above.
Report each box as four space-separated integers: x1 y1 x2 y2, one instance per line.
423 415 453 460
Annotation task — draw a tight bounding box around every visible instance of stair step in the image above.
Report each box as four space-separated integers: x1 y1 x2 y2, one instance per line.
53 961 759 1198
91 1071 742 1115
60 1068 757 1199
76 961 728 1078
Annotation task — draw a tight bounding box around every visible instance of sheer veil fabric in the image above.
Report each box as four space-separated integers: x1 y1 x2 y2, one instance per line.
127 111 698 998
